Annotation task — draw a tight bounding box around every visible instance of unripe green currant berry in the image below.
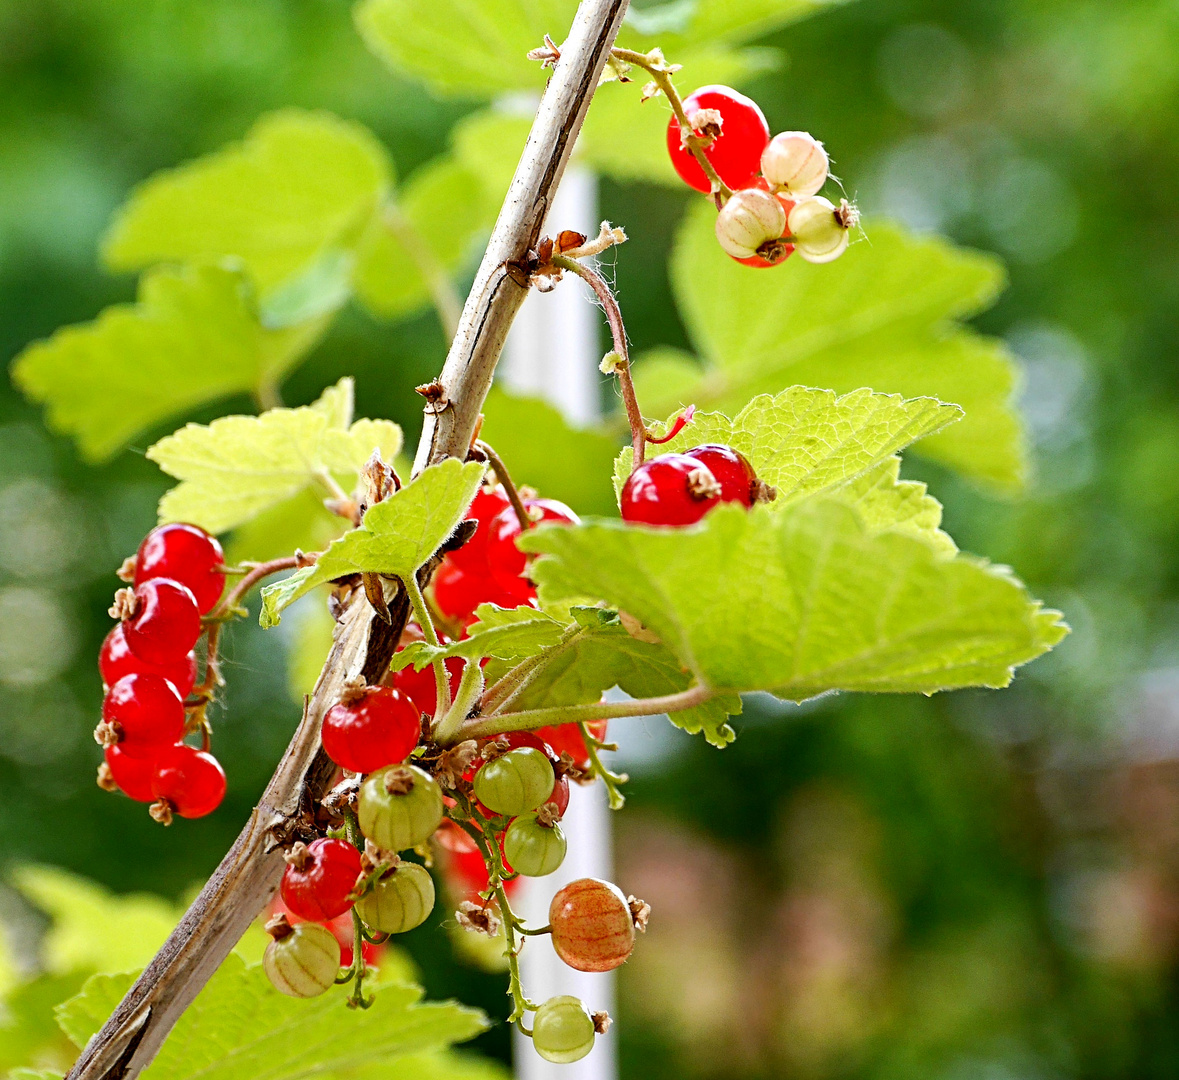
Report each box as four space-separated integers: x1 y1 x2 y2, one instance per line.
358 764 443 851
503 813 567 877
787 195 857 264
714 188 786 260
473 747 554 817
355 861 435 934
263 919 340 998
760 131 828 198
532 995 596 1064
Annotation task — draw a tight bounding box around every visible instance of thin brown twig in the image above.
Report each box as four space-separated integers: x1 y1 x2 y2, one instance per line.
551 253 646 466
474 440 531 531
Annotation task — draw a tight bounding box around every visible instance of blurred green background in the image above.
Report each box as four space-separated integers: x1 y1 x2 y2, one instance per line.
3 0 1179 1077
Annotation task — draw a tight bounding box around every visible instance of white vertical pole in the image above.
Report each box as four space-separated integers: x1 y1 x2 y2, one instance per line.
500 167 618 1080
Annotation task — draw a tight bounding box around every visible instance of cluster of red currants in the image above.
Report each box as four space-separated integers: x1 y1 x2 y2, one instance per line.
666 83 857 268
95 523 227 823
264 598 633 1062
620 441 769 526
429 483 579 626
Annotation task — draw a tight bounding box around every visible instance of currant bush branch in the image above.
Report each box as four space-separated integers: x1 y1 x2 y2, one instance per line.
67 1 630 1074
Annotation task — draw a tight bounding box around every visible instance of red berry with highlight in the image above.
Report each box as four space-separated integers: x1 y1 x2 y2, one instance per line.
104 744 156 802
102 673 186 758
486 499 579 595
281 838 364 922
151 744 226 818
448 485 512 577
536 721 608 771
620 453 721 526
322 685 421 773
100 624 196 697
122 578 201 666
666 85 769 194
432 558 486 620
135 523 225 614
685 444 757 507
394 650 462 718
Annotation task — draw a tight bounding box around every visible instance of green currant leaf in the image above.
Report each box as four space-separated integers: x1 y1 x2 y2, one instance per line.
102 110 392 302
613 387 962 505
55 954 488 1079
392 605 567 672
146 378 402 534
260 459 486 628
677 0 852 46
450 112 531 213
11 265 327 462
498 616 741 746
354 0 576 97
339 1054 510 1080
480 388 621 516
353 157 495 320
0 973 87 1074
645 211 1027 490
521 502 1067 700
833 457 956 557
13 866 180 977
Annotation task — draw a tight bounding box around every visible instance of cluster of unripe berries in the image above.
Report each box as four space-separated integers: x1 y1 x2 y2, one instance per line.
95 523 227 823
621 441 770 526
261 481 637 1063
666 84 857 268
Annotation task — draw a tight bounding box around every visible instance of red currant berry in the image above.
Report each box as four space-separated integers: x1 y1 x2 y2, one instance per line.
151 744 226 818
619 453 721 526
447 485 512 577
100 623 196 697
432 558 486 620
684 444 757 507
135 523 225 614
486 499 579 596
322 685 421 774
666 85 769 194
101 673 186 759
122 578 202 666
281 838 363 922
103 744 156 802
393 650 462 718
535 721 608 771
548 774 571 818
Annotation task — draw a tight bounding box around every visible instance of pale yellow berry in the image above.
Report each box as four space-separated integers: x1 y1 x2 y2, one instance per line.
787 196 856 263
761 131 829 198
714 188 787 260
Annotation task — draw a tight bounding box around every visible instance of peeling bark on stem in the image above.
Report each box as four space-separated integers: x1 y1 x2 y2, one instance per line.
65 3 629 1078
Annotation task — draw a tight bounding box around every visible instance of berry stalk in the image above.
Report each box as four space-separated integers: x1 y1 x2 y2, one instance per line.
609 46 734 203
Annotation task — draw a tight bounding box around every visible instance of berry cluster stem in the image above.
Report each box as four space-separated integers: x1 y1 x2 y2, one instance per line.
475 439 531 532
447 683 715 745
551 254 647 467
577 720 628 809
610 46 734 205
402 571 453 725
